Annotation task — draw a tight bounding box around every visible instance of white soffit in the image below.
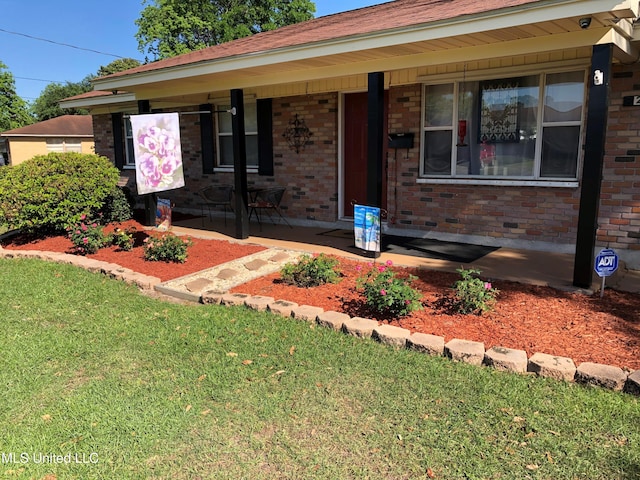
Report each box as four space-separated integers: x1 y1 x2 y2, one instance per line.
59 92 137 110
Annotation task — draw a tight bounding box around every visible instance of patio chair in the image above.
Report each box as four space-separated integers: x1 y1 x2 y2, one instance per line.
197 184 234 226
248 186 292 230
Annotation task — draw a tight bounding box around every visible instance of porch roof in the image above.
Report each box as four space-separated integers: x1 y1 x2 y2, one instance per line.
61 0 639 109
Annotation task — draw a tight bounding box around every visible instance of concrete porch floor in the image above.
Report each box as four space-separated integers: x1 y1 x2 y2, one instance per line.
169 213 640 295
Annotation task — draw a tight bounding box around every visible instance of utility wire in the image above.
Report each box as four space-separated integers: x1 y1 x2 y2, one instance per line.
0 27 127 59
15 76 65 84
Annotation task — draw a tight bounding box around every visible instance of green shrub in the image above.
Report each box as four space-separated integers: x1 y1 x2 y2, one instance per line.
111 226 137 251
100 186 133 224
356 260 422 317
451 267 499 315
67 215 109 255
0 152 120 235
280 254 342 287
143 233 193 263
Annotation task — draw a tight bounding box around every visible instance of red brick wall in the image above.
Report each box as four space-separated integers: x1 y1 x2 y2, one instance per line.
92 114 116 165
270 93 339 221
598 64 640 254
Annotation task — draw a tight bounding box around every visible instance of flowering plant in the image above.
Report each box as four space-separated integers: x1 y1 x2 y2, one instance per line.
356 260 422 317
280 253 342 287
143 233 193 263
111 227 137 251
451 267 499 315
67 215 108 255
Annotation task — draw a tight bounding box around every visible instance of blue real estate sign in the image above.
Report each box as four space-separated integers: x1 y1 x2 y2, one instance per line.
594 248 619 278
354 204 381 253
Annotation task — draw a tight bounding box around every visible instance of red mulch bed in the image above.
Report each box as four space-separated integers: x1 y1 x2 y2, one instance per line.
3 221 639 371
2 220 265 282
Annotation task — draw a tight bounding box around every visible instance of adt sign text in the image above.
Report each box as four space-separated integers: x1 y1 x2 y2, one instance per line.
594 249 619 278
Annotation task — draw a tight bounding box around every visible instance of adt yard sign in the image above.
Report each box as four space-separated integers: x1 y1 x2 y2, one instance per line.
594 248 619 278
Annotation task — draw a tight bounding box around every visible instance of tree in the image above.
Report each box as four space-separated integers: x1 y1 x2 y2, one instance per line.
0 61 33 131
31 58 143 122
96 58 142 77
135 0 316 60
31 79 93 121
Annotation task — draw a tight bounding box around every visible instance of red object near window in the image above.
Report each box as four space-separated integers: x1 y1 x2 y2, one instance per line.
457 120 467 146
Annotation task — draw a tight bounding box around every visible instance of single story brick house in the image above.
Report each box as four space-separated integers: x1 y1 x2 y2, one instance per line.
60 0 640 287
0 115 94 166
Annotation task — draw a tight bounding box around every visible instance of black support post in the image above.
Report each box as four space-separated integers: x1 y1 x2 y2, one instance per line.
137 100 156 227
367 72 385 207
231 89 250 239
573 44 613 288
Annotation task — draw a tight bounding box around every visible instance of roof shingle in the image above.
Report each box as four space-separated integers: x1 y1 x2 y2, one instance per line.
101 0 543 79
1 115 93 137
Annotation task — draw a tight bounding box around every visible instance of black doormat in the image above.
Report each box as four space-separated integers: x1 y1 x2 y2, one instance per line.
382 235 499 263
318 230 499 263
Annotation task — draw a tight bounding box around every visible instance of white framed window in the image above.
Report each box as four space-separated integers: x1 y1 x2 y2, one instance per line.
123 117 135 168
46 138 82 153
421 69 586 183
216 102 259 169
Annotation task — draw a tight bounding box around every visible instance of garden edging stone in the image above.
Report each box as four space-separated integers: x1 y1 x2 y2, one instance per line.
0 248 161 290
575 362 628 391
625 370 640 395
445 339 485 366
527 352 577 382
484 346 528 373
373 324 411 348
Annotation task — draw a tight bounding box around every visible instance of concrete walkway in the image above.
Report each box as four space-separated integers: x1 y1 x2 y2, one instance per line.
169 215 640 295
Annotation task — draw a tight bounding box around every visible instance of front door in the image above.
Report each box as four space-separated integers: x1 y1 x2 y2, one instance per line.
343 92 388 218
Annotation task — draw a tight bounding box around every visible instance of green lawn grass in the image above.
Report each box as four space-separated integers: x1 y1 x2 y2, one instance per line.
1 258 638 479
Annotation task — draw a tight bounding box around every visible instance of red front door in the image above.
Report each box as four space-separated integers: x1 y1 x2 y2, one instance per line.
343 92 388 218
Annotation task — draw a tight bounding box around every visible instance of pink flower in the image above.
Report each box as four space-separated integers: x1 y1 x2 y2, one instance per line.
80 214 86 220
386 260 393 266
159 152 181 176
139 152 162 186
484 282 492 290
81 224 87 231
138 132 159 153
83 237 89 244
92 223 97 228
405 300 411 304
355 265 362 272
380 289 387 296
378 266 386 272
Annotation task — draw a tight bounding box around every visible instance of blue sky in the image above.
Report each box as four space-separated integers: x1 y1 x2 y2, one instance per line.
1 0 381 103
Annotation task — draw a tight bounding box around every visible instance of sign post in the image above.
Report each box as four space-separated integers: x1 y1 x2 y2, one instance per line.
594 248 619 298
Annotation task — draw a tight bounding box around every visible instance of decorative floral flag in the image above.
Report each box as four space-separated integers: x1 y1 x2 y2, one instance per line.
130 113 184 195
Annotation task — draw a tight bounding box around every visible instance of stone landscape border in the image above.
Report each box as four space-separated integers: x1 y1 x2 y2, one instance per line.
1 246 638 397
